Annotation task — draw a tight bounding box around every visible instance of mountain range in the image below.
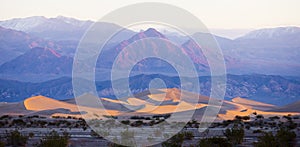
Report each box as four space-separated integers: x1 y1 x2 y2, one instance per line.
0 16 135 41
0 16 299 78
0 16 299 105
0 47 73 74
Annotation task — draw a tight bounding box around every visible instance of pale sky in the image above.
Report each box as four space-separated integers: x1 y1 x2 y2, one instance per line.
1 0 300 30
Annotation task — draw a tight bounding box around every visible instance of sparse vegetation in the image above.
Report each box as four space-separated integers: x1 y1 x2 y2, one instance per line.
253 129 263 133
256 115 264 119
254 132 277 147
5 130 28 147
90 130 101 138
0 141 4 147
269 116 280 120
223 126 244 145
130 120 144 127
199 137 231 147
183 131 194 140
29 132 34 138
235 115 250 121
276 128 296 147
162 132 184 147
108 141 127 147
0 113 298 146
254 128 296 147
39 130 69 147
120 120 130 125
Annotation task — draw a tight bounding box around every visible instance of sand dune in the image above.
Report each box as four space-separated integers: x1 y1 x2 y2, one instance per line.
127 97 153 106
159 88 210 103
3 88 299 121
135 101 206 114
217 98 298 120
232 97 276 110
65 94 135 111
101 98 128 105
125 88 208 114
24 95 120 119
24 95 78 111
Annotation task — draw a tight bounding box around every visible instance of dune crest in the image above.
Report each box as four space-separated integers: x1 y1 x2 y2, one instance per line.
11 88 300 121
232 97 275 107
24 95 120 119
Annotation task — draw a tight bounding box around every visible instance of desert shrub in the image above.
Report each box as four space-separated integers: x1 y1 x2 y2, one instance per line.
0 121 5 128
109 141 127 147
199 137 231 147
254 128 296 147
221 120 233 127
90 130 99 137
269 116 280 120
39 130 69 147
245 125 251 130
0 115 10 120
130 116 144 119
286 120 297 130
29 132 34 138
148 120 156 126
183 131 194 140
6 130 28 147
235 115 250 121
162 132 184 147
121 120 130 125
11 119 26 126
253 129 262 133
276 128 296 147
254 132 277 147
130 120 144 127
256 115 264 119
0 141 5 147
283 115 292 121
224 127 244 145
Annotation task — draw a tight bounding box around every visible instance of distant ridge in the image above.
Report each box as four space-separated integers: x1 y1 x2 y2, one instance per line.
267 100 300 112
0 16 135 41
237 26 300 39
0 17 299 75
0 47 73 74
0 26 62 65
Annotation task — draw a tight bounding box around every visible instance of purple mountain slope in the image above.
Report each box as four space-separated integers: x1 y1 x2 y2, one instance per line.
0 26 63 65
97 28 214 73
0 47 72 74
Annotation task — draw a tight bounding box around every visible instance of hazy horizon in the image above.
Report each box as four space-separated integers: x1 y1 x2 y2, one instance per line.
1 0 299 29
1 15 299 39
2 0 300 39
